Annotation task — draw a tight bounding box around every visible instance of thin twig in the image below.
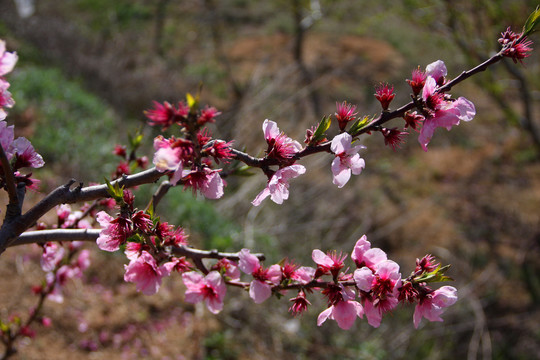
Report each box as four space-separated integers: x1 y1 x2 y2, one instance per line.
0 143 19 213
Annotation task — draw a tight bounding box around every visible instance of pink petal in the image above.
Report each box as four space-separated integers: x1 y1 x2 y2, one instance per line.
252 186 271 206
267 264 283 285
312 249 333 267
249 280 272 304
425 60 447 83
422 76 437 102
293 266 315 284
269 182 288 204
374 260 400 280
238 249 260 274
263 119 280 140
364 300 383 328
432 286 458 308
0 41 17 76
351 235 370 262
330 133 352 154
201 172 224 199
331 159 351 188
206 297 224 314
354 267 374 292
277 164 306 180
333 301 361 330
181 271 204 290
362 248 387 269
453 97 476 122
348 154 365 175
317 306 334 327
153 147 180 172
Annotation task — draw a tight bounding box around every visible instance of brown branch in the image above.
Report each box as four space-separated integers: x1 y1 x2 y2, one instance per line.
146 179 172 213
0 168 166 254
10 229 266 263
0 143 19 215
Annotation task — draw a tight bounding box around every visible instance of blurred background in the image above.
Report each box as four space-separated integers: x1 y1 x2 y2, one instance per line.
0 0 539 359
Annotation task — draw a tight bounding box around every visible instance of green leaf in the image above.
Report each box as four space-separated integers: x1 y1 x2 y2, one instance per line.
313 115 331 139
232 165 255 177
0 321 9 334
146 201 154 219
186 92 200 114
348 116 372 136
523 6 540 36
129 132 143 150
104 178 124 201
415 264 454 283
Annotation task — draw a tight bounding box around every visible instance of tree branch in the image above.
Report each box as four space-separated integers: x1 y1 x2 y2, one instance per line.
10 229 266 262
0 168 166 254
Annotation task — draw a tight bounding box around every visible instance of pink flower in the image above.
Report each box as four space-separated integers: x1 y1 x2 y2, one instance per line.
312 249 346 278
0 40 18 76
413 286 458 328
425 60 447 85
252 164 306 206
262 119 302 161
0 80 14 120
144 101 186 130
238 249 281 303
381 127 407 150
41 317 52 327
0 120 14 154
351 235 387 270
46 264 81 303
163 256 191 273
153 147 183 176
419 76 476 151
374 83 395 110
41 242 65 272
124 251 169 295
317 286 364 330
182 271 227 314
12 137 44 169
499 27 533 64
280 260 315 284
182 168 224 199
403 111 424 131
197 105 221 125
56 204 72 222
211 258 241 281
354 260 401 328
330 133 365 188
335 102 358 131
289 290 311 316
131 210 153 234
203 139 234 164
406 67 426 96
124 242 145 261
153 137 184 185
96 211 131 252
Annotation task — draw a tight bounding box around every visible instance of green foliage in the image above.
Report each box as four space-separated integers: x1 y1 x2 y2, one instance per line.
203 331 238 360
74 0 152 31
9 66 119 181
523 5 540 35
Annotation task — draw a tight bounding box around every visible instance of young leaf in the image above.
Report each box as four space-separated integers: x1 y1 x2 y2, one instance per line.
523 6 540 36
313 116 332 139
348 116 372 136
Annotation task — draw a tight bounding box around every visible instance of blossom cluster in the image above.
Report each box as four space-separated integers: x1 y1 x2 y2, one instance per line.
0 44 44 192
0 19 535 353
146 98 231 198
178 235 457 330
92 187 458 330
0 40 17 121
